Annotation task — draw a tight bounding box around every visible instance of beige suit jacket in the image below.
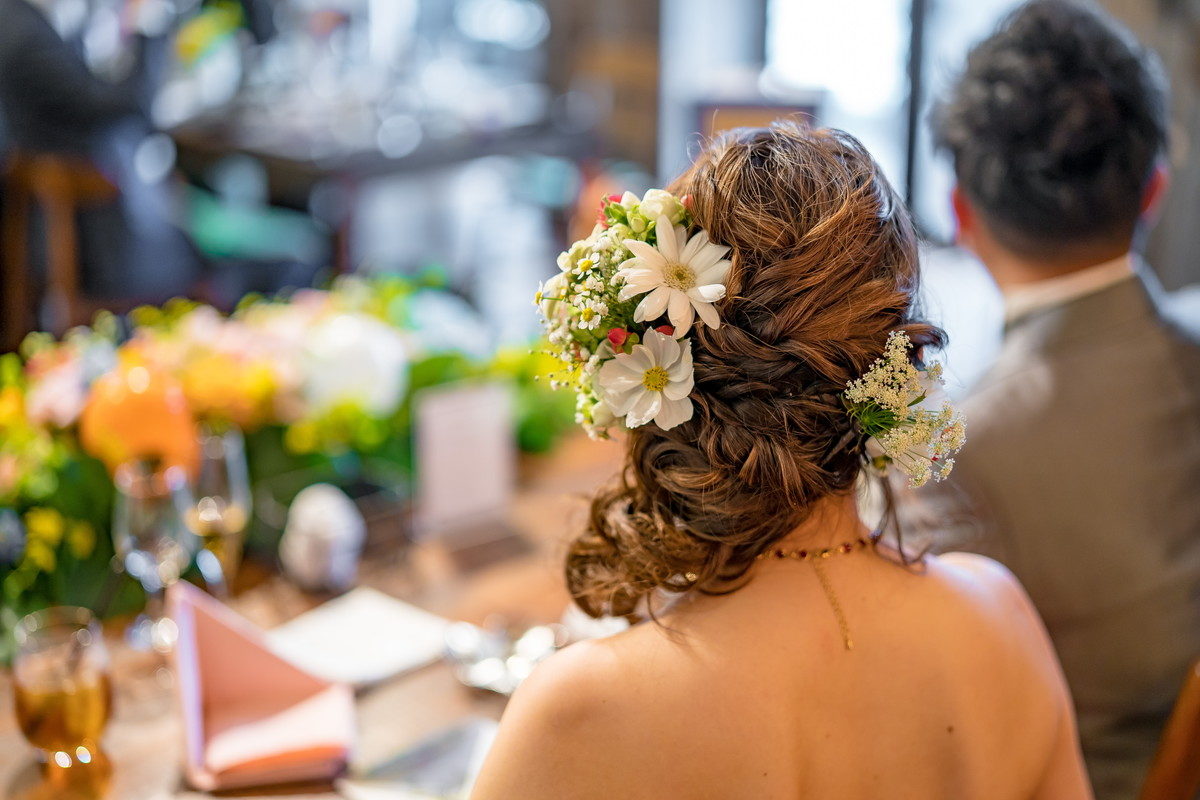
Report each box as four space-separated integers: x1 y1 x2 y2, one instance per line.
902 272 1200 800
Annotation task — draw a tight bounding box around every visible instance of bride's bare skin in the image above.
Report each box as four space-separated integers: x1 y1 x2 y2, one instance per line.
471 494 1092 800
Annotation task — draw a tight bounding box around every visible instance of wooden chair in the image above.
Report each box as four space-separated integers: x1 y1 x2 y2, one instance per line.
1139 659 1200 800
1 151 118 350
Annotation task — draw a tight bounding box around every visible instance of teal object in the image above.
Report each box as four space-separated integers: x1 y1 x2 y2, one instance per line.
185 186 327 264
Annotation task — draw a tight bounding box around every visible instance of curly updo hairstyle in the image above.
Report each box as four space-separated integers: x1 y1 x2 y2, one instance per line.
933 0 1167 257
566 123 945 618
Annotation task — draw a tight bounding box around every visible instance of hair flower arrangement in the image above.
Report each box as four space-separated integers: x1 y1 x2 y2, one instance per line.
843 331 966 487
535 189 731 438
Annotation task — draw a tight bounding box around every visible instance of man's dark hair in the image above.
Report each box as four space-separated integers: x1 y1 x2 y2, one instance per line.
934 0 1168 257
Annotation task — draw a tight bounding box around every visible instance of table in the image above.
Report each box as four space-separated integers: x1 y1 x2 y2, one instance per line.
0 433 623 799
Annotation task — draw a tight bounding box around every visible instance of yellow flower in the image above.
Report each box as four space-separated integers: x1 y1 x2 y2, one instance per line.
0 386 26 428
23 538 56 573
67 521 96 560
284 419 319 454
181 353 279 431
24 507 64 549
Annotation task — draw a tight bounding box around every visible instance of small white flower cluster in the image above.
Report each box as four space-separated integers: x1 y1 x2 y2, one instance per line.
844 331 966 487
535 189 729 438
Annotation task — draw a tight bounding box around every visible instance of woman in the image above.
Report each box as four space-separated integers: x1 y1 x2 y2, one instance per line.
471 124 1092 799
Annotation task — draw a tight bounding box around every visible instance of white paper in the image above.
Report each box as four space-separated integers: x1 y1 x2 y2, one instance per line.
267 587 450 687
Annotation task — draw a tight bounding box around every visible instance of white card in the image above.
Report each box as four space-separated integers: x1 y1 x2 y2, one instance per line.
412 381 515 537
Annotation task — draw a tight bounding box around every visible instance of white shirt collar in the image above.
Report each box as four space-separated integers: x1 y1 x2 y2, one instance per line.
1003 253 1136 323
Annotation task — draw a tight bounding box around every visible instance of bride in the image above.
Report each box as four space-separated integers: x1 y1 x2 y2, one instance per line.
470 123 1092 799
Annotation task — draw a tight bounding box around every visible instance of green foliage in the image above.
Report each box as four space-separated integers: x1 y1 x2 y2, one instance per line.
845 401 900 439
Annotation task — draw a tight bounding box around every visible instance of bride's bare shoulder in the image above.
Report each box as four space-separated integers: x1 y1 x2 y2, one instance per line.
469 630 669 799
926 551 1035 613
922 552 1062 674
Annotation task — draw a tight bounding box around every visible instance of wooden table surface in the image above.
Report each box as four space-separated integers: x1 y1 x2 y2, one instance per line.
0 435 623 800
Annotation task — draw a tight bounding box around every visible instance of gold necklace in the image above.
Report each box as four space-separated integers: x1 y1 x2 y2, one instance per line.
757 531 882 652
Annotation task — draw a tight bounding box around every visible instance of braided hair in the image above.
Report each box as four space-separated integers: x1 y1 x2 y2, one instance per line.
566 123 945 618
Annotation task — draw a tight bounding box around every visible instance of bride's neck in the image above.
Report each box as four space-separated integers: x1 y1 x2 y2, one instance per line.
774 493 870 551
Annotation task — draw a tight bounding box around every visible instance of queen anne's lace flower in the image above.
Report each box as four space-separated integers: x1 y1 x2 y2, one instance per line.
845 331 966 487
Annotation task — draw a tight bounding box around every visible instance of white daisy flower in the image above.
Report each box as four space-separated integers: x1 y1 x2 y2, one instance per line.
597 329 695 430
616 216 732 338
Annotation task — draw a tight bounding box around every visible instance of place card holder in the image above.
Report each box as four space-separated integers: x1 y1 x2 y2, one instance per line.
411 380 526 570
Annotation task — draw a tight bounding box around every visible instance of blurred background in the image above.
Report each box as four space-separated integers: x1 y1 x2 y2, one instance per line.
2 0 1197 371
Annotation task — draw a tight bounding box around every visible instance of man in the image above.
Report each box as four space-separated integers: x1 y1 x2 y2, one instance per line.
916 2 1200 798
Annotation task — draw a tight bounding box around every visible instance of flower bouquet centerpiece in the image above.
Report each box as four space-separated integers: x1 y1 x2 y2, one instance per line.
0 274 574 637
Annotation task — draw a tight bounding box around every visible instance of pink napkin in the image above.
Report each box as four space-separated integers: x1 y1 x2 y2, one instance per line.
168 581 355 791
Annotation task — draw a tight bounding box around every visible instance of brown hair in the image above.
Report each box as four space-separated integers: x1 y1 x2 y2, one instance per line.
565 123 945 618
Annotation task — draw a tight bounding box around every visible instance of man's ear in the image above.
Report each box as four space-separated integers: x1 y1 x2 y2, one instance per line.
1140 162 1169 219
951 185 977 252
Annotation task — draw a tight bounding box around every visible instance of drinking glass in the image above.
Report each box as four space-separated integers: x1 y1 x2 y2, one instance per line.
112 463 195 652
188 426 251 594
13 607 113 793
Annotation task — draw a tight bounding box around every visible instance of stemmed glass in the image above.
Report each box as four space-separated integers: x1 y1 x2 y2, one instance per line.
112 462 195 652
13 607 113 794
188 426 252 596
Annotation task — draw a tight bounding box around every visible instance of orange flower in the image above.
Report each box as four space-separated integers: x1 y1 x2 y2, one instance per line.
79 363 199 474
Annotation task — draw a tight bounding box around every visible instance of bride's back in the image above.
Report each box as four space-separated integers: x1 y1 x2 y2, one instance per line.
474 545 1084 800
470 124 1090 799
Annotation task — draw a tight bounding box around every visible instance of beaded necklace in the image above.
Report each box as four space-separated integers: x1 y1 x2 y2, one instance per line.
756 530 884 651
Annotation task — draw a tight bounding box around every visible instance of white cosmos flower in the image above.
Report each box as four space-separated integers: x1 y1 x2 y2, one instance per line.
597 329 694 430
616 216 732 338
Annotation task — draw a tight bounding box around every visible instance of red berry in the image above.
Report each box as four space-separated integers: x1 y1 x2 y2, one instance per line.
607 328 629 348
655 325 674 336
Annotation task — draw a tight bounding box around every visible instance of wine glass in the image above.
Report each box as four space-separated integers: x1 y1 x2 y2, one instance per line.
188 426 252 595
13 607 113 794
112 462 195 652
